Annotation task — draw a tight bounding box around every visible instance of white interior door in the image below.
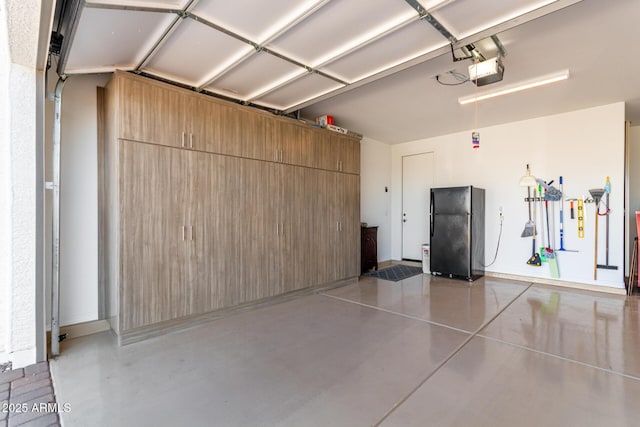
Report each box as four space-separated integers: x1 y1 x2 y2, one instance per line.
402 152 434 260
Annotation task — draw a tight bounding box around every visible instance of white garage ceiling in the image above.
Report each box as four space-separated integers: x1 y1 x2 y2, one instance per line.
58 0 640 143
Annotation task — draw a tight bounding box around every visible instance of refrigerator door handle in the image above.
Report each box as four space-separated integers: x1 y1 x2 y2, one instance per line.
430 190 434 237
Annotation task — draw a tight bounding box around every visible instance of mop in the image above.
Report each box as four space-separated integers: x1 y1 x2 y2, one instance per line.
538 184 547 262
596 177 618 271
589 188 605 280
540 178 562 278
559 176 566 251
527 187 541 266
547 200 560 278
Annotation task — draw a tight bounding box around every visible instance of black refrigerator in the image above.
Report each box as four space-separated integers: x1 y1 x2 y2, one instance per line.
430 186 485 281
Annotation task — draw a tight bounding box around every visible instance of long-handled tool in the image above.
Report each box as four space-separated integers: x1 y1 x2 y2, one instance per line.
628 237 637 296
589 188 605 280
538 184 547 262
545 198 560 278
596 177 618 271
527 187 541 266
558 176 566 251
556 179 578 252
520 165 536 237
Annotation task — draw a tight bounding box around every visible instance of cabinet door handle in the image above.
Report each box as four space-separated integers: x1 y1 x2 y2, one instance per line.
181 132 185 148
182 226 186 241
189 133 193 149
276 223 279 235
336 221 340 231
190 226 194 241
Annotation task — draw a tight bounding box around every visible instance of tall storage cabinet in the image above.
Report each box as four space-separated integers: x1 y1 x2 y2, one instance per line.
102 71 361 342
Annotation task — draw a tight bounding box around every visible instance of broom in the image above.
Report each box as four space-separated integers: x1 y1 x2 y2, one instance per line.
520 165 536 237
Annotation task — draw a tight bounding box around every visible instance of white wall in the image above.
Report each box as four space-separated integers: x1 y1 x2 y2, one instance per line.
391 103 625 289
0 0 44 368
44 73 109 328
0 0 10 363
360 137 392 262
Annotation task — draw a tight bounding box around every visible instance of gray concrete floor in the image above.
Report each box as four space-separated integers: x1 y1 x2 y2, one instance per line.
50 274 640 426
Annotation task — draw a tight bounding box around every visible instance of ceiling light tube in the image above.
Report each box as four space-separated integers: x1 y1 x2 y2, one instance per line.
458 69 569 105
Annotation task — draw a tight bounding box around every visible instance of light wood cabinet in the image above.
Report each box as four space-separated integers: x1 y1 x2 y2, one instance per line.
103 71 361 342
314 170 361 283
118 75 186 148
312 131 361 174
119 140 191 330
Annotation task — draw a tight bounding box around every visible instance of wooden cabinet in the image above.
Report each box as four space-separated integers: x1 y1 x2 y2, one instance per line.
103 71 361 341
312 131 360 174
118 75 186 148
119 140 191 330
313 170 360 284
335 173 361 279
116 74 225 153
361 226 378 274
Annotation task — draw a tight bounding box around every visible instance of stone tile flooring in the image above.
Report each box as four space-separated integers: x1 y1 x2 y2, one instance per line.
0 362 60 427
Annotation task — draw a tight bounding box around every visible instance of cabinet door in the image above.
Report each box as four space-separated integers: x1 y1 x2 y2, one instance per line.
278 164 315 293
324 172 361 281
119 141 189 331
313 131 339 172
277 121 314 168
187 95 222 153
314 169 340 284
187 151 227 314
216 155 244 307
313 132 360 174
239 110 273 161
339 173 361 278
118 76 186 148
236 158 279 303
339 137 361 175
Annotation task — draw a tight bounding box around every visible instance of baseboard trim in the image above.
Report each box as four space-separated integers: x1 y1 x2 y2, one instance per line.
117 276 358 346
377 260 393 269
391 259 421 267
485 271 626 295
47 320 111 344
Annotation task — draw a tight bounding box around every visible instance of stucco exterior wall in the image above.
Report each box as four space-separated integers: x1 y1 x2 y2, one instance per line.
0 0 44 368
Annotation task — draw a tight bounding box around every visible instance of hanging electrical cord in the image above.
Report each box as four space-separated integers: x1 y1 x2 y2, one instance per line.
435 70 469 86
481 214 503 267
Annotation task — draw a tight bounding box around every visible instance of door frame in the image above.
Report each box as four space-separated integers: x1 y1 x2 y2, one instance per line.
401 152 434 261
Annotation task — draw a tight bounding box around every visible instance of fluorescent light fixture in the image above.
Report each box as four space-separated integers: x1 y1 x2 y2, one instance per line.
458 69 570 105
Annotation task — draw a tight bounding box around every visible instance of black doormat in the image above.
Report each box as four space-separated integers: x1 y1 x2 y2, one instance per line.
364 265 423 282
